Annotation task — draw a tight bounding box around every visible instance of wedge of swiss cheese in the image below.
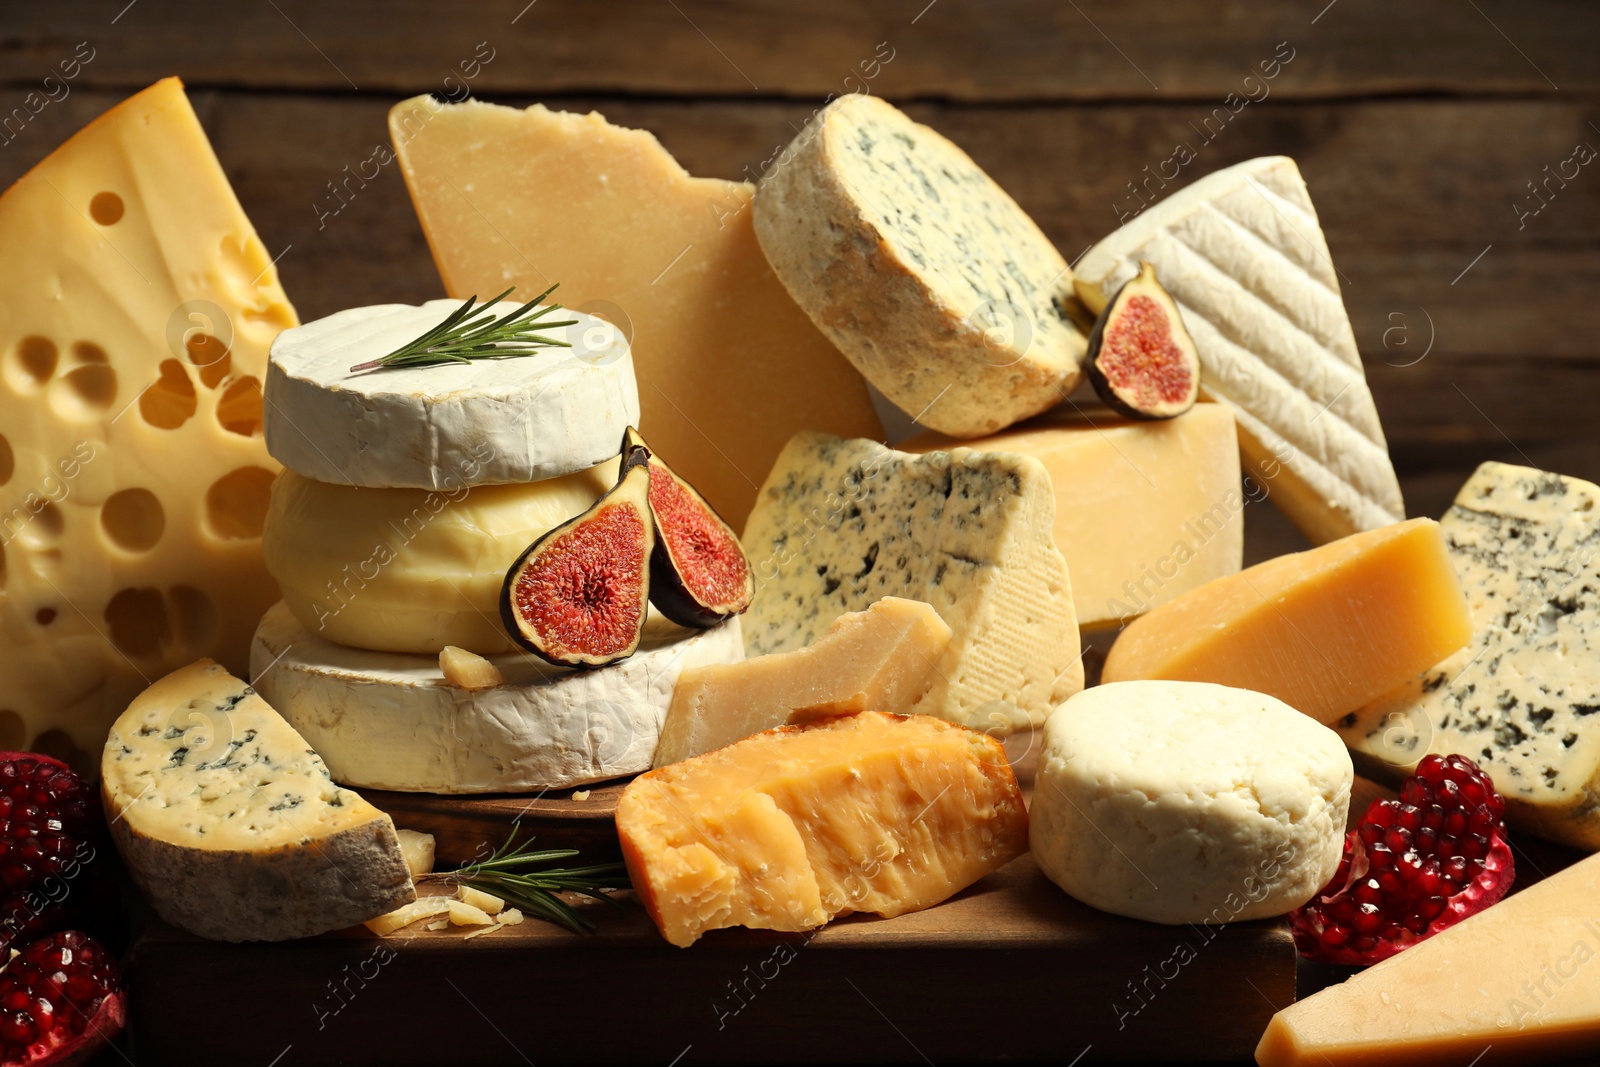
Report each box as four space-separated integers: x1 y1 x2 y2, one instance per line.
1075 156 1402 544
618 711 1029 947
388 97 881 527
0 78 298 767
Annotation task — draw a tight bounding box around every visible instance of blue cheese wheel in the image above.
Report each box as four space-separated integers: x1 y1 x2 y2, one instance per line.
752 94 1084 438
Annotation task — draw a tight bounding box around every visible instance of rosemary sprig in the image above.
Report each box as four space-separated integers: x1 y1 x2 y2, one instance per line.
422 823 631 934
349 283 579 373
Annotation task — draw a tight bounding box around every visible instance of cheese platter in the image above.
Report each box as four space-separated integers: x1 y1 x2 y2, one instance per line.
0 54 1597 1067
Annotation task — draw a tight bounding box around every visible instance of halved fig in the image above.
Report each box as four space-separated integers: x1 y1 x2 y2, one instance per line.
1083 260 1201 420
621 428 754 628
499 461 654 667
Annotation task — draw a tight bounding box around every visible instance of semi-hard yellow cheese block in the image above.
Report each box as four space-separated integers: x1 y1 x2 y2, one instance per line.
653 597 952 766
1103 518 1471 724
0 78 297 767
1257 850 1600 1066
618 711 1029 947
388 98 881 527
905 402 1242 629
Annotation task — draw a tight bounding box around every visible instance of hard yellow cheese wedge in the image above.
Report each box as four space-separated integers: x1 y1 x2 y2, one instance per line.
0 78 298 765
618 711 1028 947
1104 518 1471 724
1258 850 1600 1067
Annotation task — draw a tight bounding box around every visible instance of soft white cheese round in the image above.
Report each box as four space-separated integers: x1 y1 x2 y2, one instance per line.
265 299 639 489
1030 680 1351 925
249 602 744 793
262 461 618 655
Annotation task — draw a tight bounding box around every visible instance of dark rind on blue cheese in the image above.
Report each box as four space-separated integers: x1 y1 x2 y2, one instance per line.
1339 462 1600 849
752 94 1084 439
740 431 1082 732
101 659 414 942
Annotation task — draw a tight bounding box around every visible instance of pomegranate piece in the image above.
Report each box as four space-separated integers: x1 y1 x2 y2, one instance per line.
0 931 125 1067
1289 754 1514 965
0 755 101 957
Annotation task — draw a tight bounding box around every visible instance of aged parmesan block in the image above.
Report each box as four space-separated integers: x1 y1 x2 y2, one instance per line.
102 660 414 942
389 97 881 526
754 94 1084 438
0 78 298 765
1104 518 1471 725
618 711 1029 948
653 597 952 766
1075 156 1403 544
905 401 1242 629
250 602 744 793
740 432 1082 732
1257 850 1600 1067
1338 463 1600 850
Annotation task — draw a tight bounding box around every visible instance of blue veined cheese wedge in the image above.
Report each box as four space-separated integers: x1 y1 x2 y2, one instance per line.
1339 462 1600 850
102 660 414 942
739 432 1082 734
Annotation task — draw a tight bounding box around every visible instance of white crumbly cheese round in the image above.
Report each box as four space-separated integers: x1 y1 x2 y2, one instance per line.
249 602 744 793
1030 680 1351 925
264 299 639 489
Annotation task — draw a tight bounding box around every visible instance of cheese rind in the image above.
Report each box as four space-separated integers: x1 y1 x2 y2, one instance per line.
1257 850 1600 1067
739 432 1082 732
1074 156 1402 543
653 596 952 766
905 402 1243 629
1338 463 1600 849
250 602 744 793
618 711 1029 948
264 300 638 490
1103 518 1471 725
101 660 414 942
261 462 615 655
389 98 881 526
0 78 298 764
754 94 1084 438
1031 681 1351 925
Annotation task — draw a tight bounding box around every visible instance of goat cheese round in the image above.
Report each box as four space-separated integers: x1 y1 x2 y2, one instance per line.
1030 681 1351 925
249 602 744 793
265 299 638 489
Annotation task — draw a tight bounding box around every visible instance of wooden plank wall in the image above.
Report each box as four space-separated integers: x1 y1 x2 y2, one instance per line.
3 0 1597 550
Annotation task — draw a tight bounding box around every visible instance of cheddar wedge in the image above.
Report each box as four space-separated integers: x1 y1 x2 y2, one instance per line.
618 712 1028 947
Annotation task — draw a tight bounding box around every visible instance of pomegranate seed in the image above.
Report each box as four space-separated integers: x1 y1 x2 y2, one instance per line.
0 931 125 1063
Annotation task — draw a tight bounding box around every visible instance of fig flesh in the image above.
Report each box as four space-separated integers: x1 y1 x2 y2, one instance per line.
622 428 754 628
500 460 654 667
1084 260 1201 420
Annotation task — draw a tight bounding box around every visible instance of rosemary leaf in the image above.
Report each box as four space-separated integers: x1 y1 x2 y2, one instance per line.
349 283 579 373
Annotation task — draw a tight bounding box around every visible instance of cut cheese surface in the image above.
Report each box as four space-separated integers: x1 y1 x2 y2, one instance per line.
618 711 1029 948
740 432 1082 732
905 401 1242 629
1257 850 1600 1067
250 601 744 793
0 78 298 767
753 94 1084 438
102 659 413 942
1075 156 1402 544
653 596 952 766
262 460 616 655
389 98 881 527
1339 463 1600 849
265 300 638 490
1104 518 1471 724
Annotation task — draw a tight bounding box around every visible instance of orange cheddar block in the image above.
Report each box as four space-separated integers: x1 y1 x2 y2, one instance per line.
1257 850 1600 1067
617 712 1028 947
1103 518 1471 724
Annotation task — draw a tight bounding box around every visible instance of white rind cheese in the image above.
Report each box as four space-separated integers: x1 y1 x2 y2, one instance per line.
264 300 638 489
101 659 414 942
1338 462 1600 850
1075 156 1402 544
1032 681 1351 925
754 94 1084 438
249 602 744 793
739 432 1082 732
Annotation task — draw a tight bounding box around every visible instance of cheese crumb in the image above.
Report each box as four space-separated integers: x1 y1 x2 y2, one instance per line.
572 789 592 801
439 646 504 690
